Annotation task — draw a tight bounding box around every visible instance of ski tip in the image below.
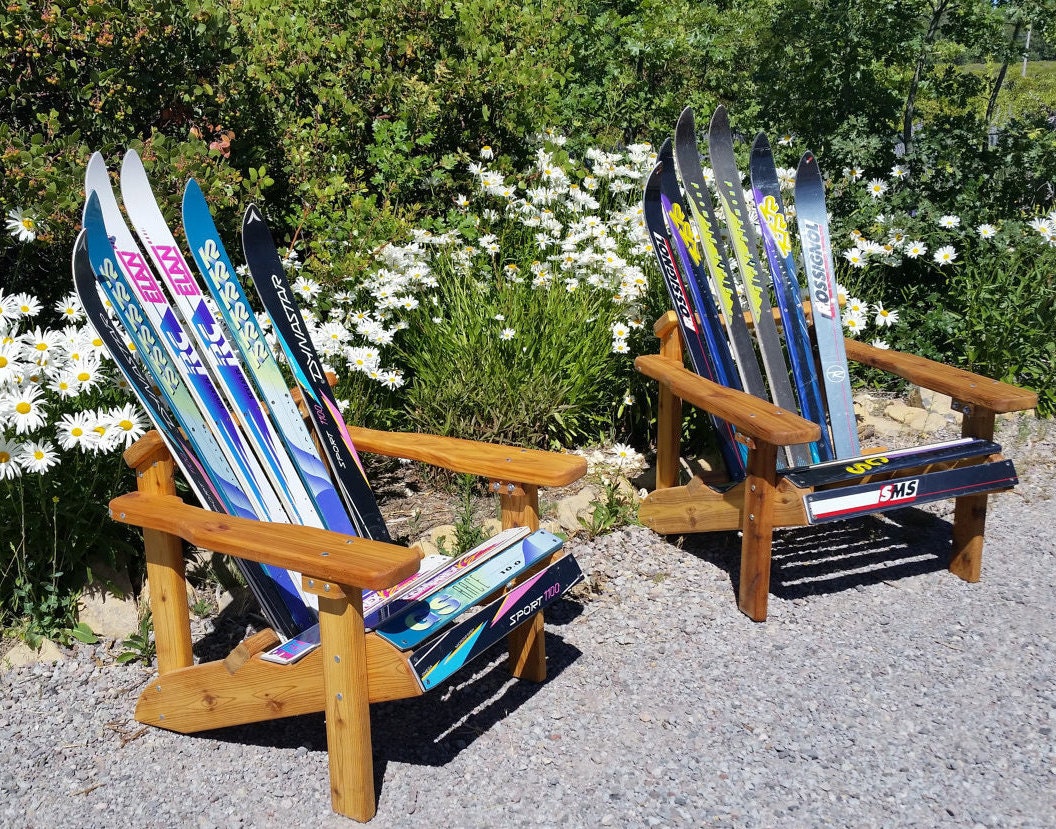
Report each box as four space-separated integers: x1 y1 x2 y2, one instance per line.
183 176 204 204
83 153 111 216
644 161 662 195
121 147 145 178
85 150 107 178
676 105 695 133
750 132 771 156
243 204 264 226
658 136 673 162
83 189 102 223
709 104 729 133
796 152 821 183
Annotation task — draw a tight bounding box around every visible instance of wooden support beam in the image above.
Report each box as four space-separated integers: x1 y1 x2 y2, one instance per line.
738 441 780 622
950 407 997 582
128 436 193 676
655 311 684 490
499 483 548 682
307 579 377 822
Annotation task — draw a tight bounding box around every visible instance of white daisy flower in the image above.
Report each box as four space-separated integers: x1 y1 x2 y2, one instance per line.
18 440 59 474
6 208 39 242
56 411 101 452
0 438 23 480
874 305 899 327
5 384 48 434
933 245 958 265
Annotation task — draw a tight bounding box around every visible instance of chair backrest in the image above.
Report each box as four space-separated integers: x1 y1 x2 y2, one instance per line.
643 105 863 479
76 151 391 639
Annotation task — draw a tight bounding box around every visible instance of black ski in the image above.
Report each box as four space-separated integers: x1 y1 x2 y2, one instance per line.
241 205 391 541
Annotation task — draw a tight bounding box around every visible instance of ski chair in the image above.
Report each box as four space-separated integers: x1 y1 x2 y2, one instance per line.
634 106 1038 622
110 426 584 822
75 151 588 822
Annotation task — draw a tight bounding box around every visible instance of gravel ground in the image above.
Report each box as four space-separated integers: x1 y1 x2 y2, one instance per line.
2 414 1054 829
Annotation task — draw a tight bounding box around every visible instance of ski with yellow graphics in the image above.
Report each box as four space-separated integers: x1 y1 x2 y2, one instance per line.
643 151 746 480
749 132 833 463
784 437 1002 489
708 106 808 466
672 107 767 403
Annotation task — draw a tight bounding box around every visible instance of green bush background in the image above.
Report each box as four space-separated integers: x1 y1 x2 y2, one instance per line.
1 0 1055 636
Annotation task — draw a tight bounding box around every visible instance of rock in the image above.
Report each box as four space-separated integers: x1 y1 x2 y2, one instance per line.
555 485 601 534
3 638 65 668
78 589 140 640
907 386 963 427
883 401 950 435
418 523 457 556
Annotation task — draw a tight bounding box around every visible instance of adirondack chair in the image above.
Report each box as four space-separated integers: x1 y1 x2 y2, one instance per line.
635 108 1038 622
73 156 588 822
109 425 584 822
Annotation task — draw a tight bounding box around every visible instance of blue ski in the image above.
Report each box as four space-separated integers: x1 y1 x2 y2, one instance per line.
180 178 357 537
374 530 564 650
79 195 312 636
749 132 833 463
643 149 745 480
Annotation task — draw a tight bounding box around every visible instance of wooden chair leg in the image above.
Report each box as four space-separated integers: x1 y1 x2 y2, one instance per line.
500 483 547 681
127 443 193 675
308 579 376 823
950 407 997 582
738 442 779 622
656 318 684 491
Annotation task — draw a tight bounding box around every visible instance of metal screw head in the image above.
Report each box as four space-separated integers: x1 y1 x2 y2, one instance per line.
323 584 330 592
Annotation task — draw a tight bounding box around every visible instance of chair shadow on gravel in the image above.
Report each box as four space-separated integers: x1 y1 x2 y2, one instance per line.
185 598 584 802
680 506 955 602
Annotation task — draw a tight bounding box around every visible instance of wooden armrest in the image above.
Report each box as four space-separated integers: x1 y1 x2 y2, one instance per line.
109 492 421 591
346 425 587 486
288 376 585 487
844 339 1037 414
634 354 820 445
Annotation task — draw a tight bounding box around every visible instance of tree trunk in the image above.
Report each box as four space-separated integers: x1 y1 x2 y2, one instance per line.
983 22 1024 148
902 0 952 156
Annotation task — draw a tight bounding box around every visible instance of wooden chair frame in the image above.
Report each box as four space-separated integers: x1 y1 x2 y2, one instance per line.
110 426 586 822
636 310 1038 622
